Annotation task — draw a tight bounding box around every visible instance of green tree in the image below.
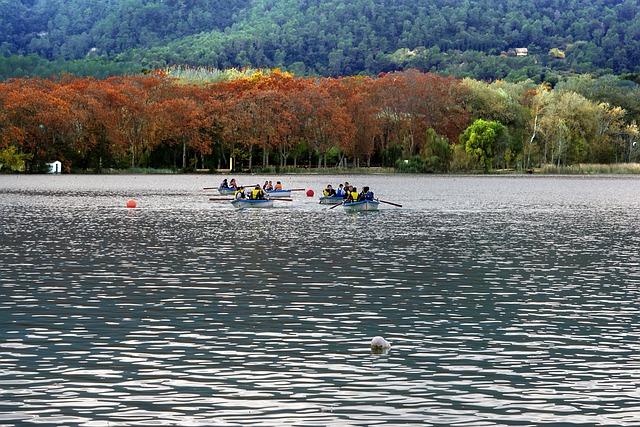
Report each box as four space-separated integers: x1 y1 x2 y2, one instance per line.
460 118 505 172
0 145 31 172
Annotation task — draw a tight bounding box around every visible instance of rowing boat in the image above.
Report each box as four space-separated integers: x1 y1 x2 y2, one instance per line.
217 187 237 196
231 199 274 209
318 196 344 205
266 189 292 198
342 200 380 211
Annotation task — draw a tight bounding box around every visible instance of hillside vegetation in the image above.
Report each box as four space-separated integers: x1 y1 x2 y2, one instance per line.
1 0 639 81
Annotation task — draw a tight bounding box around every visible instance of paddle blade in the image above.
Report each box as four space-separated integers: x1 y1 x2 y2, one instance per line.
209 197 233 201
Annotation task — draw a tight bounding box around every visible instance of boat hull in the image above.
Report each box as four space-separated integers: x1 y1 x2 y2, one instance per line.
266 189 292 198
342 200 380 211
318 196 344 205
231 199 274 209
217 187 237 196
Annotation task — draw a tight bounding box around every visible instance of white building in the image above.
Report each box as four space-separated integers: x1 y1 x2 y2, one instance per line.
47 161 62 173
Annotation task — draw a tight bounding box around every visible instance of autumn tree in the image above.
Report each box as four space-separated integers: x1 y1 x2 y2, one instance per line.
0 83 29 171
371 70 470 164
592 102 627 163
299 80 355 168
325 76 379 167
537 91 599 166
2 78 74 172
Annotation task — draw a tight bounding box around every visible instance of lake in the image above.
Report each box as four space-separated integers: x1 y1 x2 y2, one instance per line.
2 173 640 426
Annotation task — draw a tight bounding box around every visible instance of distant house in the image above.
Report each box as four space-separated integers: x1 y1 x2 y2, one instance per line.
47 160 62 173
515 48 528 56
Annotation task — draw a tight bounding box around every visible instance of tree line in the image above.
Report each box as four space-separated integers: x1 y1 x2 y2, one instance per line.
1 69 639 174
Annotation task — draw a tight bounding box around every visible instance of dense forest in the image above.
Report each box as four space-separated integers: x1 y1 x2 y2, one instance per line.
2 70 639 174
1 0 640 81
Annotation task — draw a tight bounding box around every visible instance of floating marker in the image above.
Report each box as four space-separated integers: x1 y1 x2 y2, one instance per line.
126 199 137 208
306 189 314 197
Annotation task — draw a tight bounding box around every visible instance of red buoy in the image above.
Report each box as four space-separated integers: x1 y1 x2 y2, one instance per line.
126 199 137 208
306 189 314 197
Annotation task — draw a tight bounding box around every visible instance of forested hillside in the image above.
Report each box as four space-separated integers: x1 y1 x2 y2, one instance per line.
1 0 639 80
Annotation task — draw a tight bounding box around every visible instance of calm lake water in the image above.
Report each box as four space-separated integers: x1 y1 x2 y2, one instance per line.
2 173 640 426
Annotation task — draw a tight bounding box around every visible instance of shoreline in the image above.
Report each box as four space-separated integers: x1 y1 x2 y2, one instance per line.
6 163 640 175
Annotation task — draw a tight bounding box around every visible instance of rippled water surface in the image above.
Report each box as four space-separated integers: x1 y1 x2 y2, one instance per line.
2 174 640 426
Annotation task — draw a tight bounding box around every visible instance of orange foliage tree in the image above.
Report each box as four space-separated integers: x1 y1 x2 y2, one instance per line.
2 78 75 172
0 69 477 172
370 70 470 164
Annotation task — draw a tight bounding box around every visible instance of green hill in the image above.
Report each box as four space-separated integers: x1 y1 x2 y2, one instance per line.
1 0 639 80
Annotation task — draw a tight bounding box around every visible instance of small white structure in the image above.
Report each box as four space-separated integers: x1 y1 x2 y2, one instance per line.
47 160 62 174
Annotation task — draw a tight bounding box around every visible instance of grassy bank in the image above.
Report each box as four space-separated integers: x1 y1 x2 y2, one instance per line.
63 163 640 175
537 163 640 174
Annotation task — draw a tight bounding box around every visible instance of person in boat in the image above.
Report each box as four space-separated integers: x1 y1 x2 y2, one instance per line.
262 180 270 191
359 186 374 201
267 180 274 190
234 186 245 199
229 178 237 188
335 183 345 197
275 181 283 190
252 184 266 200
344 184 355 199
346 186 359 202
323 184 336 197
220 178 229 188
342 182 351 199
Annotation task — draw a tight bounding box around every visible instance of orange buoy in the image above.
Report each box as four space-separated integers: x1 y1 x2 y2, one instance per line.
306 189 314 197
126 199 137 208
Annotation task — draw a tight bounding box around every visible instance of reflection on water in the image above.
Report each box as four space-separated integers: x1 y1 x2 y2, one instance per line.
2 174 640 426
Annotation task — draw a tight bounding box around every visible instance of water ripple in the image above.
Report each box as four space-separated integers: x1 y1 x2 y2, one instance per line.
3 175 640 425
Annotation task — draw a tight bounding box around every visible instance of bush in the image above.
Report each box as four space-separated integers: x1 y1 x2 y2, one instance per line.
394 156 433 173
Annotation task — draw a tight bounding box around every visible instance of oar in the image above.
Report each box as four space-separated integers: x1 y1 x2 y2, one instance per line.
204 184 259 191
329 201 344 210
209 197 234 201
272 198 293 201
289 188 306 191
377 199 402 208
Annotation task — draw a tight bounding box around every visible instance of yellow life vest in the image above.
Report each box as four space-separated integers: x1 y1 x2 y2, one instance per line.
252 188 264 199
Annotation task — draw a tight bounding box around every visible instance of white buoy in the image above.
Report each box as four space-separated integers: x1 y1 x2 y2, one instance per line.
370 336 391 351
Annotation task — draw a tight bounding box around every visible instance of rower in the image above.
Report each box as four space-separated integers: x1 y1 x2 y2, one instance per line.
347 186 359 202
323 184 336 197
360 186 374 201
252 184 265 200
234 186 245 199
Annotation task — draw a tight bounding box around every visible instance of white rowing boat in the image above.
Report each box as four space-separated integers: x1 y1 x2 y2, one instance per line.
342 200 380 211
217 187 237 195
231 199 274 209
318 196 344 205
